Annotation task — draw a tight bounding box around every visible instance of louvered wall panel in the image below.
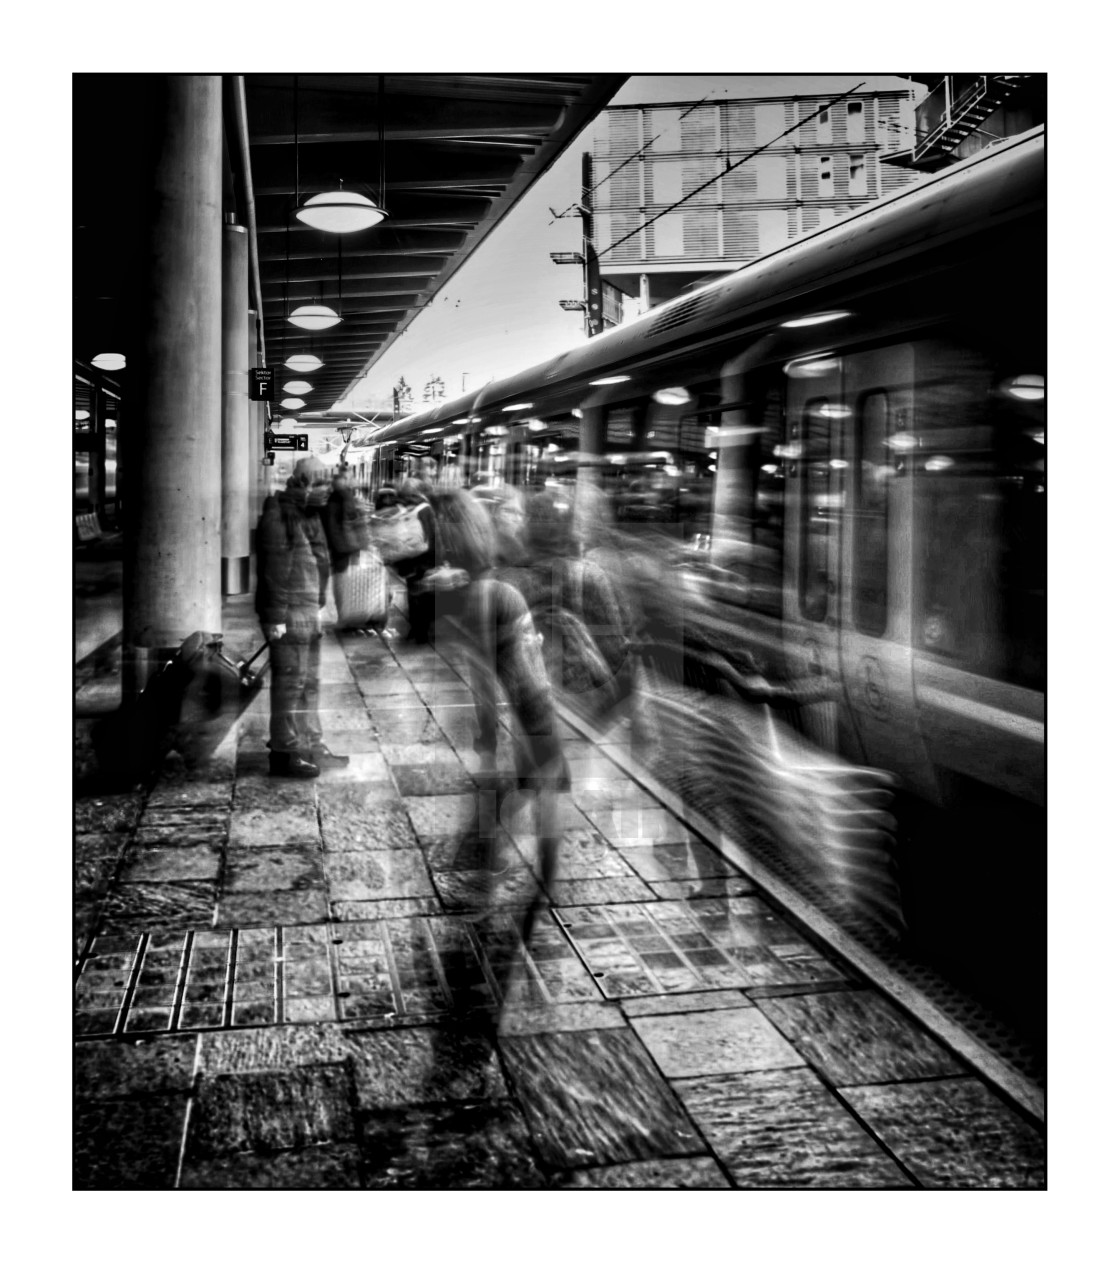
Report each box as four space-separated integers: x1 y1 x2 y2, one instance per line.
723 103 756 149
601 110 640 158
683 207 719 257
681 104 719 151
722 166 756 201
723 208 760 259
593 157 640 211
879 160 913 191
597 211 643 263
683 155 720 204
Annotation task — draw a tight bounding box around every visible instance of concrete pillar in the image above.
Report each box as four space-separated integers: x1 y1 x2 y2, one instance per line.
222 219 250 595
247 309 264 589
639 273 651 315
123 75 223 694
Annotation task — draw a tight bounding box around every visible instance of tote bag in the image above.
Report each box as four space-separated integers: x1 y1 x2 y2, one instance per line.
368 505 428 564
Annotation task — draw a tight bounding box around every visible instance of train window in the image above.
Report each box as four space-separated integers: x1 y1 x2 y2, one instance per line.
799 397 834 621
912 342 1045 689
853 390 891 636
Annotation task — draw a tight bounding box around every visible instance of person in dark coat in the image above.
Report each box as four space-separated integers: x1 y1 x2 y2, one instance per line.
255 456 350 777
322 469 372 629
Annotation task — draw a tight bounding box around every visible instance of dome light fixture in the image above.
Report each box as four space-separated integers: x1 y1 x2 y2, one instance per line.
284 354 323 373
283 380 313 395
653 387 690 406
75 409 90 421
296 190 386 234
288 304 341 330
91 352 126 371
281 397 306 410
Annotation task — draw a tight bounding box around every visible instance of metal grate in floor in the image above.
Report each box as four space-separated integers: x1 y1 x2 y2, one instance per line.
73 912 602 1039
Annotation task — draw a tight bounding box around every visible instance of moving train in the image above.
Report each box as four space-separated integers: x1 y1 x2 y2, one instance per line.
358 127 1045 823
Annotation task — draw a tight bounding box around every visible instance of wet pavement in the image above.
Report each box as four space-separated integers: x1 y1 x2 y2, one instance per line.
73 595 1045 1189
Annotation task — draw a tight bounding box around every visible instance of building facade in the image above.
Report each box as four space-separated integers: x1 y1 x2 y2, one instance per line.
590 86 920 309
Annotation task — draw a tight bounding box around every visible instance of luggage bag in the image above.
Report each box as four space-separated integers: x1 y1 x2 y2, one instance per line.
333 549 389 628
92 634 269 786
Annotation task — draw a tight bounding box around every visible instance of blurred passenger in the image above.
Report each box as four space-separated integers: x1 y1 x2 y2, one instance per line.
254 456 349 777
522 486 635 726
373 483 399 512
322 469 371 622
394 476 437 643
471 483 530 576
427 489 570 970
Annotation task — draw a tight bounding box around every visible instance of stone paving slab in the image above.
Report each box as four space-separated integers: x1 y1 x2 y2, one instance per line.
74 1093 190 1189
499 1027 704 1169
755 990 965 1086
675 1068 914 1189
188 1063 356 1158
553 1156 733 1189
179 1143 366 1190
838 1078 1045 1189
630 1007 805 1078
359 1100 547 1189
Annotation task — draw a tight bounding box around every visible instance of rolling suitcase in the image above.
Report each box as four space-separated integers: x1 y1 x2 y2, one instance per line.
333 549 389 629
92 634 269 786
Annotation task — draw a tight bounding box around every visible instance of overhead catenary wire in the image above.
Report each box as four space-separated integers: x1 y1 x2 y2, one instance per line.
597 82 867 260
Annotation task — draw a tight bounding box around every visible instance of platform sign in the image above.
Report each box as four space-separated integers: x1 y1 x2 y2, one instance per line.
250 367 275 402
265 432 308 451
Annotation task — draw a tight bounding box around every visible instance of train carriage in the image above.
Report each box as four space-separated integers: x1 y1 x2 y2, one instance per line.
372 126 1045 823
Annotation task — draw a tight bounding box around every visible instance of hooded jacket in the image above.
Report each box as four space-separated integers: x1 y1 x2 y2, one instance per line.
255 487 330 630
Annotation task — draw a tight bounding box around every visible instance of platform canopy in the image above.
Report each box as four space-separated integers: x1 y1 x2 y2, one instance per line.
74 74 626 416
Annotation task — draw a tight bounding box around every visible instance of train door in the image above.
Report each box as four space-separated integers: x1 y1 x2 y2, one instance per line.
837 345 939 800
783 359 844 750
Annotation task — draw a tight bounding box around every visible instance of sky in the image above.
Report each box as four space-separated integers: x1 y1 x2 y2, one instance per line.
337 75 914 413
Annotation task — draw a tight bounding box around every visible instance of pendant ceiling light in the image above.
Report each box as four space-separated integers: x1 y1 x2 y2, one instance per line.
283 380 313 395
288 304 340 330
281 398 306 410
92 353 126 371
285 354 323 373
296 190 386 233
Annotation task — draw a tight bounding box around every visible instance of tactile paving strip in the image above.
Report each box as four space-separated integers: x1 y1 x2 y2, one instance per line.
558 898 848 999
74 913 600 1038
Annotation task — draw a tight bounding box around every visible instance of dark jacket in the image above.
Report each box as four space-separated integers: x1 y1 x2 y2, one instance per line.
255 489 330 633
322 486 369 572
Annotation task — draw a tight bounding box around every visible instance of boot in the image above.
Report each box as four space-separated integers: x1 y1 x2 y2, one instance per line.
269 751 320 778
306 744 350 769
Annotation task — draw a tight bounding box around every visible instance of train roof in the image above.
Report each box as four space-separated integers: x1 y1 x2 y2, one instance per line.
375 126 1044 446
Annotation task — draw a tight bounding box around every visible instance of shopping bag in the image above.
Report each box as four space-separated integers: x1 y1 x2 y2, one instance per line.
333 550 389 628
367 505 428 563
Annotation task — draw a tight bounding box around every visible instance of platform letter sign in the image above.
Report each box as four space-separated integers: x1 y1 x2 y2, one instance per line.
250 367 275 402
265 433 309 452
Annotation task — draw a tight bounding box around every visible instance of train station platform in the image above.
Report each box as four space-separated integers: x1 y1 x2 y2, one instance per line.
73 598 1045 1191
